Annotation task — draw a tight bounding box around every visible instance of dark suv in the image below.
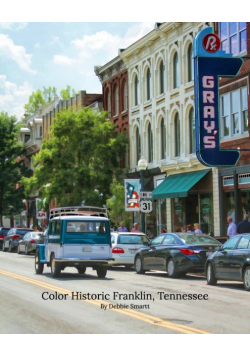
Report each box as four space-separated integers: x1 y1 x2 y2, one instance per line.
0 227 10 248
2 228 34 252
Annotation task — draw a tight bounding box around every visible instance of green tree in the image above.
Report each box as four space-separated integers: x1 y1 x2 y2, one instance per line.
106 177 132 229
21 107 129 208
0 112 31 226
24 89 46 116
60 85 76 100
43 86 57 103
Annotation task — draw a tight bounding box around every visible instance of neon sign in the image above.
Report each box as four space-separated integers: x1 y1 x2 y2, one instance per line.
193 27 243 167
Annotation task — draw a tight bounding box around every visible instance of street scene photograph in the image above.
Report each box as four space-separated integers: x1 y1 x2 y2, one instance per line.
0 2 249 351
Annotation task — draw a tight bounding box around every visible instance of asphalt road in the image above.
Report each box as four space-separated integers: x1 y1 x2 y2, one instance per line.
0 250 249 334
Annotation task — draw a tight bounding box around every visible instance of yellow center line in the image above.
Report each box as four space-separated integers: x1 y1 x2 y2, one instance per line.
0 270 211 334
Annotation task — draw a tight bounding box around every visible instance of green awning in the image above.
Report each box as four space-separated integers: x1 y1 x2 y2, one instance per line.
152 169 210 200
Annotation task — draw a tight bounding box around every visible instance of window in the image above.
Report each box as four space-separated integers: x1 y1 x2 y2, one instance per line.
220 86 248 138
160 118 166 159
105 88 111 116
163 235 179 245
222 236 239 250
174 113 180 157
189 107 195 153
122 80 128 111
148 123 153 162
146 67 151 100
134 75 140 106
159 60 165 94
114 85 119 115
237 236 250 249
173 52 179 89
187 43 193 82
219 22 246 55
151 235 165 245
136 126 141 163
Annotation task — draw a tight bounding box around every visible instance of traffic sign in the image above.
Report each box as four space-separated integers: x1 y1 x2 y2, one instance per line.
140 200 153 213
140 191 152 199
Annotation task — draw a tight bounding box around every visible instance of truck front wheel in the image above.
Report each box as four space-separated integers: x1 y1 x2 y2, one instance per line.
50 253 61 278
35 252 44 274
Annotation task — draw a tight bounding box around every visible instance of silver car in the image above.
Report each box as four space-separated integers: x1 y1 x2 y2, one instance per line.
111 232 150 267
17 231 45 255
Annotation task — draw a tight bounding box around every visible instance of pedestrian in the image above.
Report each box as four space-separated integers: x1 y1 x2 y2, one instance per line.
186 224 192 232
131 222 141 232
117 221 128 232
34 226 38 231
227 217 237 238
194 223 202 234
161 229 166 233
237 214 250 234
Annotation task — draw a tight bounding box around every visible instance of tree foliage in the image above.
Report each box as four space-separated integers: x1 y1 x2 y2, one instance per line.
60 85 76 100
21 107 129 208
24 86 77 117
0 112 31 225
106 177 132 228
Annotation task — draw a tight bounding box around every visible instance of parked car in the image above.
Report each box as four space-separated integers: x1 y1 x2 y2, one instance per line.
18 231 45 255
134 232 221 277
205 234 250 291
2 228 34 252
111 232 150 267
0 227 10 249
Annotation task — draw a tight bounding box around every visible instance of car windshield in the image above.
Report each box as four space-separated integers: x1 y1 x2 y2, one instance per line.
176 233 220 245
117 234 148 244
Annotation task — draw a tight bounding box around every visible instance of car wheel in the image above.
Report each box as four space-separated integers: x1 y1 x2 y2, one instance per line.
134 256 145 274
50 253 61 278
17 244 21 254
167 258 178 278
243 266 250 291
2 242 6 252
77 267 86 274
96 267 107 278
206 262 217 285
25 245 29 255
8 242 12 253
35 252 44 274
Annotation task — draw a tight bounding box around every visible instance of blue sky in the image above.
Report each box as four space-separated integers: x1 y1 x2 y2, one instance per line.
0 21 155 120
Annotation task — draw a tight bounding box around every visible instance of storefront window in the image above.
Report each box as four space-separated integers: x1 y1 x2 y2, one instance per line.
240 189 250 217
225 191 235 222
172 198 185 232
156 199 166 235
200 194 214 235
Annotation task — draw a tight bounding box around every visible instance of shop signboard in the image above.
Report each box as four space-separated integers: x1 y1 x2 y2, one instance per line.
193 27 243 167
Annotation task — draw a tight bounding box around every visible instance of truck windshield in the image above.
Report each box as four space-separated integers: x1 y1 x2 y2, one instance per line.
66 221 107 233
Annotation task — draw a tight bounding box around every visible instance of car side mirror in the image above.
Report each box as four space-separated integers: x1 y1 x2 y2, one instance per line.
143 241 149 246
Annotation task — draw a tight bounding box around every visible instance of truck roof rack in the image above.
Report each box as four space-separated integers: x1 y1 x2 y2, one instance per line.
50 206 108 219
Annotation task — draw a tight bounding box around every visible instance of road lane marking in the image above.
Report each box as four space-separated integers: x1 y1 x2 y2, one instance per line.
0 269 211 334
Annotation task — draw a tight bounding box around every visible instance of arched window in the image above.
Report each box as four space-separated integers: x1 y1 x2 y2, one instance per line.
189 107 195 154
136 126 141 163
187 44 193 82
106 88 111 117
174 113 180 157
148 123 153 163
159 60 165 94
173 52 179 89
146 67 151 100
114 85 119 115
160 118 166 159
134 74 140 106
122 80 128 111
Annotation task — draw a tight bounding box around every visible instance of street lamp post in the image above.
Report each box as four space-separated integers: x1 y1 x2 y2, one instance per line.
138 157 148 233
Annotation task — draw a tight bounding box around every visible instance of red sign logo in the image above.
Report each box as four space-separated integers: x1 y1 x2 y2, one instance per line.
202 34 221 53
